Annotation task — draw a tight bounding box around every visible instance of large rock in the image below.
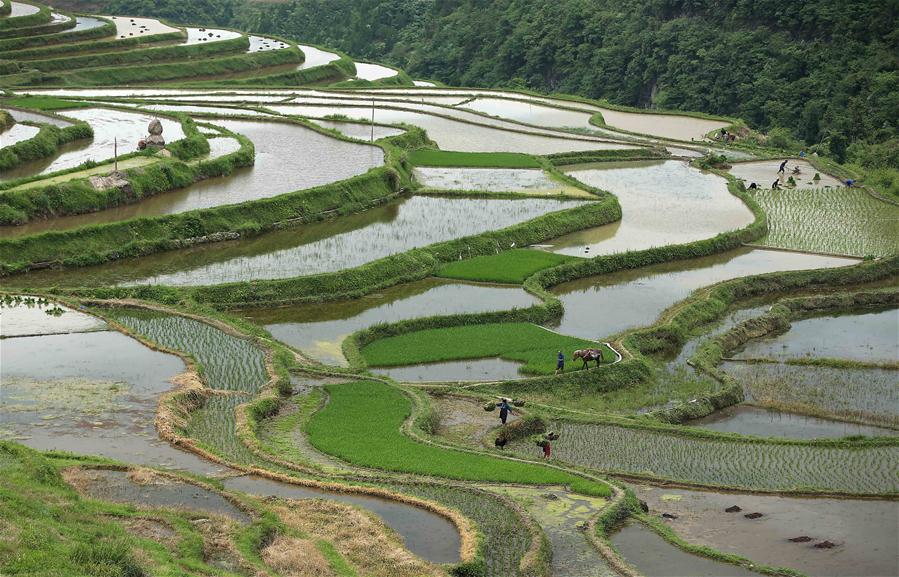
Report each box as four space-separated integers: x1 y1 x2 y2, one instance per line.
90 171 131 192
146 118 165 147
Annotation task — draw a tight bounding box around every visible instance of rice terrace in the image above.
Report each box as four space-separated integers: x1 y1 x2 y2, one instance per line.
0 0 897 576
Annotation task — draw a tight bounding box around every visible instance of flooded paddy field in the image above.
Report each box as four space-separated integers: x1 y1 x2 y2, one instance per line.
4 107 73 127
184 27 241 45
414 166 588 196
688 404 897 439
107 15 180 38
509 419 899 493
10 195 582 287
552 248 855 340
377 358 526 383
354 62 398 80
296 45 340 69
137 102 272 116
0 107 185 182
734 307 899 364
0 121 39 147
0 119 383 238
722 361 899 426
458 96 596 130
8 1 40 17
546 160 754 256
242 279 538 365
610 521 763 577
596 108 729 141
311 118 405 140
0 297 105 336
730 159 844 189
635 485 899 577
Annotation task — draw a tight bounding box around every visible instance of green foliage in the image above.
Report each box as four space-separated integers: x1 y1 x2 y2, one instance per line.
0 122 93 172
306 380 611 496
0 2 50 32
409 149 540 168
361 322 615 375
437 249 577 284
2 96 92 111
0 24 172 55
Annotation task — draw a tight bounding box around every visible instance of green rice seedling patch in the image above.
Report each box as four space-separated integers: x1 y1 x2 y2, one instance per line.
307 380 611 496
187 395 260 467
409 149 541 168
437 248 578 284
1 96 91 111
385 482 532 577
104 309 267 393
509 420 899 494
748 187 899 257
361 322 615 376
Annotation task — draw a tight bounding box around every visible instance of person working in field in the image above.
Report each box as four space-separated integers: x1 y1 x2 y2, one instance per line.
555 350 565 374
771 179 781 190
778 159 789 175
496 398 513 425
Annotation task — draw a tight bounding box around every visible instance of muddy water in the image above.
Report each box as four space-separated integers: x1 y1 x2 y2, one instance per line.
0 108 185 182
378 358 524 382
735 308 899 364
5 108 73 128
0 299 105 337
310 119 404 140
76 469 251 523
0 326 223 475
271 104 634 154
722 361 899 426
354 62 397 81
184 27 241 45
243 279 538 365
598 108 729 141
610 521 762 577
413 167 580 195
546 160 754 256
297 45 340 69
205 136 241 159
223 475 461 564
635 485 899 577
729 159 844 189
459 97 596 130
107 15 179 38
0 122 39 148
553 248 856 339
10 196 579 287
689 404 897 439
0 119 383 238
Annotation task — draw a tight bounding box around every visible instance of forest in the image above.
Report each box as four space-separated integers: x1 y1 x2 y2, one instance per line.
82 0 899 189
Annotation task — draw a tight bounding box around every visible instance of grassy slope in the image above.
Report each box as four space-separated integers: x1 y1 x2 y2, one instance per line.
437 248 578 283
307 380 610 496
361 322 615 374
408 149 540 168
1 96 93 111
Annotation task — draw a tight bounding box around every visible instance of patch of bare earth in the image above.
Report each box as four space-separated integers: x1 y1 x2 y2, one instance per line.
274 500 446 577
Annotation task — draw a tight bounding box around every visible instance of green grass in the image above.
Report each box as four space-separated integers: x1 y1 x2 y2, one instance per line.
437 248 578 284
361 322 615 375
408 149 541 168
306 380 611 496
1 96 92 111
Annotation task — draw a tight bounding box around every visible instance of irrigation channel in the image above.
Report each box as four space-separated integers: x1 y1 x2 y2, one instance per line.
1 19 898 577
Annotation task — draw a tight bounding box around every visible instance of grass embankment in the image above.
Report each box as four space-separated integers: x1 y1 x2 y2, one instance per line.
408 149 541 168
307 380 611 496
0 121 93 171
437 248 577 284
0 2 50 33
0 25 174 55
545 148 669 166
18 34 249 73
361 322 615 375
1 96 92 111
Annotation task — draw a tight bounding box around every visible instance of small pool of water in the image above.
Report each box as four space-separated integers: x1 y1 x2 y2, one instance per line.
0 108 185 182
376 358 524 382
547 160 754 256
735 308 898 364
243 279 538 365
611 521 761 577
74 469 251 522
553 248 856 340
354 62 397 81
688 404 897 439
297 44 340 69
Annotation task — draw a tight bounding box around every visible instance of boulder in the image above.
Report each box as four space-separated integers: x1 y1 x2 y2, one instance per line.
90 171 131 192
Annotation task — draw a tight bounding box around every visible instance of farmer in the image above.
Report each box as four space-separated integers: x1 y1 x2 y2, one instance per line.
497 398 512 425
771 179 781 190
748 182 758 190
778 159 788 174
542 440 551 459
555 350 565 374
845 179 855 188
